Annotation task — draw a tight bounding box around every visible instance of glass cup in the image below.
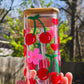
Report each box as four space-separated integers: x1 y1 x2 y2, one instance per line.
23 8 61 84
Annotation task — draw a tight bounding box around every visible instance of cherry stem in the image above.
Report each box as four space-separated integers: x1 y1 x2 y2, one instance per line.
28 14 46 35
33 19 36 35
36 18 46 33
45 54 59 76
28 17 36 35
53 58 59 76
47 58 52 74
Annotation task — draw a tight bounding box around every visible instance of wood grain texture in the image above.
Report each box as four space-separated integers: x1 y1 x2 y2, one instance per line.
28 17 53 28
0 57 24 84
23 7 59 15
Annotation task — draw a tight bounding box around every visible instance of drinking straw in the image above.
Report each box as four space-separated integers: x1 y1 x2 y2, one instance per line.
33 0 41 8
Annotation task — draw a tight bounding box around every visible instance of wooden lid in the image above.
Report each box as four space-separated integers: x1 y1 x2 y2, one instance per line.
23 7 59 15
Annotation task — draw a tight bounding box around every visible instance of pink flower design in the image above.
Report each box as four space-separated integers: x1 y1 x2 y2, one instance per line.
27 48 43 65
47 26 57 39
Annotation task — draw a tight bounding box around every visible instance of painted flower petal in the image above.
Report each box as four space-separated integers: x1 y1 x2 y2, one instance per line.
28 57 32 63
33 59 38 65
37 54 43 60
34 48 39 54
31 53 37 59
28 50 33 56
27 48 43 65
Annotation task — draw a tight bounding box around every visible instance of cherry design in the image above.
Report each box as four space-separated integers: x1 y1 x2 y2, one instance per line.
37 68 50 80
51 43 58 51
52 18 58 25
45 54 59 75
39 59 50 68
25 15 38 46
39 32 51 44
28 14 52 44
25 33 36 46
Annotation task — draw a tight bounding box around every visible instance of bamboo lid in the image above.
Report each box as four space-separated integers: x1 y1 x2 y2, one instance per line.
23 7 59 15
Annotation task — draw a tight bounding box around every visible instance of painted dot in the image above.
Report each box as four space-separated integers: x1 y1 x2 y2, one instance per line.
24 68 27 76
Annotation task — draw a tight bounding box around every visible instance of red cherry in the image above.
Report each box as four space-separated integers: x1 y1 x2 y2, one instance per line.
39 59 50 68
27 62 36 70
37 68 50 80
25 33 36 46
39 32 51 44
24 68 27 76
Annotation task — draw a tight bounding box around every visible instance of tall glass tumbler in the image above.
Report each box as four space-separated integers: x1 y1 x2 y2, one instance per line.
23 8 61 84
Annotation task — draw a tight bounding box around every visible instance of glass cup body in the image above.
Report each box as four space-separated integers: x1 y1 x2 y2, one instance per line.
24 13 61 84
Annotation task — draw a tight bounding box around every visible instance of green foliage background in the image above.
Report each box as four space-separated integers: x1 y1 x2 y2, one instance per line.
4 15 72 62
4 16 24 57
3 0 72 61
